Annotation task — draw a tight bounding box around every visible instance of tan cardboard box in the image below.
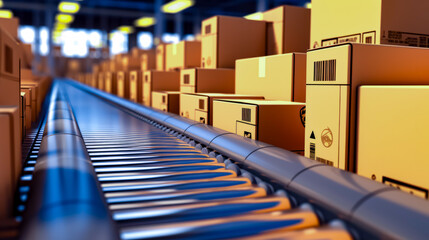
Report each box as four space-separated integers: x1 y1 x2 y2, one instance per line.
355 86 429 199
122 55 141 71
0 107 21 220
0 28 21 108
98 72 105 91
104 72 117 94
116 71 130 99
20 92 26 138
141 50 156 71
142 70 180 106
20 88 32 128
20 43 33 68
0 17 19 39
129 70 143 103
180 93 264 125
236 53 306 102
311 0 429 49
131 47 146 59
180 68 235 94
213 99 305 151
20 85 36 123
263 5 310 55
90 72 98 88
201 16 266 69
152 91 180 114
85 73 92 86
305 43 429 171
156 44 166 71
166 41 201 71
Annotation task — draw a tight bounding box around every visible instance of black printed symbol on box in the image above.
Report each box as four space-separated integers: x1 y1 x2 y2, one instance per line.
244 131 252 139
199 117 206 124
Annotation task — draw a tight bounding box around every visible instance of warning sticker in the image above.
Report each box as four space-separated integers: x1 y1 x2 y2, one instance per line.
382 31 429 48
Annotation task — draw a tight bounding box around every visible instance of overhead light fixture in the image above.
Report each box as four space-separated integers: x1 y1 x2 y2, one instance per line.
54 23 69 31
162 0 194 14
244 12 263 20
0 10 13 19
0 1 4 8
58 2 80 14
306 3 312 8
118 25 134 34
56 14 74 23
134 17 156 27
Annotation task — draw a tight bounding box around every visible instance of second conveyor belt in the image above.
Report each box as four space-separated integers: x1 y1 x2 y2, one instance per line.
60 81 352 239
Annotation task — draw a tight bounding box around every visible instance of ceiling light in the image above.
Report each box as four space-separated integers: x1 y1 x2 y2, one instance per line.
134 17 156 27
0 10 13 19
56 14 74 23
55 23 69 31
0 1 4 8
162 0 194 14
306 3 312 8
118 26 134 34
58 2 80 14
244 12 263 20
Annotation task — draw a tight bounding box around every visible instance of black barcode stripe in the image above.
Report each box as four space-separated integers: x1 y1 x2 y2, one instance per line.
314 59 336 81
309 143 315 160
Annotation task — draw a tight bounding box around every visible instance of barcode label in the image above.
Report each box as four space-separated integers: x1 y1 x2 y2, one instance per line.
199 99 205 110
316 157 334 166
242 108 251 122
184 74 190 84
309 143 316 160
205 25 211 34
314 59 336 81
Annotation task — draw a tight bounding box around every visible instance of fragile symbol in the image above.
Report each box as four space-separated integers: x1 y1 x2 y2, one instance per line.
244 131 252 139
310 131 316 139
300 106 306 127
321 127 333 148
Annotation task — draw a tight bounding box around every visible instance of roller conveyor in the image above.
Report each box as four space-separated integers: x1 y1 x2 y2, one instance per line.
16 80 429 240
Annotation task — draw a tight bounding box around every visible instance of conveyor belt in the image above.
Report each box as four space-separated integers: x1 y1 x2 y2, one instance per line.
18 80 429 240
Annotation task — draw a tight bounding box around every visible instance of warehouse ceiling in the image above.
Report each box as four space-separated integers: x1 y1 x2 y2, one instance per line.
6 0 309 34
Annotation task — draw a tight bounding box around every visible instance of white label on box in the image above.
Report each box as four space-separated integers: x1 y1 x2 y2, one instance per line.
258 57 266 78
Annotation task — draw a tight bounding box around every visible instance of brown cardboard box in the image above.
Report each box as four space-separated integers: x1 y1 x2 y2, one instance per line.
20 92 26 138
201 16 266 69
263 5 310 55
355 86 429 198
116 71 130 99
180 68 235 94
305 43 429 171
152 91 180 114
166 41 201 71
131 47 146 59
0 28 21 108
156 44 166 71
142 70 180 106
311 0 429 49
141 50 156 71
180 93 264 125
122 55 141 71
85 73 92 86
20 43 33 68
129 71 143 103
104 72 117 94
20 85 36 123
98 72 105 90
213 99 305 152
236 53 306 102
0 17 19 39
0 107 21 220
20 88 32 129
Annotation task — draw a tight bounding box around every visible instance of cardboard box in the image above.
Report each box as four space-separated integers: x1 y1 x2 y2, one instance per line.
311 0 429 49
305 43 429 171
356 86 429 198
98 72 105 91
85 73 92 86
116 71 130 99
156 44 166 71
141 50 156 71
20 88 32 129
131 47 146 59
122 55 141 71
0 28 21 108
142 70 180 106
129 70 143 103
152 91 180 114
180 93 264 125
166 41 201 71
0 107 21 220
0 17 19 39
213 99 305 151
90 72 98 88
263 5 310 55
236 53 306 102
180 68 235 94
104 72 117 94
20 92 26 138
201 16 266 69
20 43 33 68
20 85 36 123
